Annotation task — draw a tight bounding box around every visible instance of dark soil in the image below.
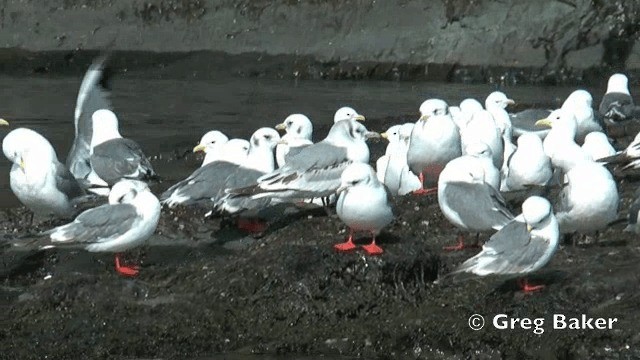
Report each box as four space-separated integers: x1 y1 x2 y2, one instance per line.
1 117 640 359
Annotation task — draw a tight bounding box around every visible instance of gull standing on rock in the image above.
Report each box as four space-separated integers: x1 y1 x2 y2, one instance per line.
376 124 403 182
334 163 394 255
407 99 461 194
3 127 86 218
274 114 313 168
555 161 619 234
41 180 161 276
438 156 514 250
447 196 559 292
228 119 379 202
67 55 112 179
88 109 158 188
381 123 421 195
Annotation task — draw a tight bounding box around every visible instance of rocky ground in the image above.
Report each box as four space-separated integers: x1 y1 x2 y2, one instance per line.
1 116 639 359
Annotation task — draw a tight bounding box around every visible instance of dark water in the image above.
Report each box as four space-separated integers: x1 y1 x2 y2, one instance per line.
0 74 589 207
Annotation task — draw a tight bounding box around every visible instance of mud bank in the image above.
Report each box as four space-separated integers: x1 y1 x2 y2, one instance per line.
1 117 639 359
1 0 640 83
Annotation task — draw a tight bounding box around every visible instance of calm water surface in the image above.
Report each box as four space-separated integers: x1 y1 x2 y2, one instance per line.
0 74 592 207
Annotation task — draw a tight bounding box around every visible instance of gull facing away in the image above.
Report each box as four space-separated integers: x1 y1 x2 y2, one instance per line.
581 132 615 162
555 162 619 234
437 156 514 250
407 99 462 194
501 133 553 192
334 163 394 255
560 89 604 144
3 127 86 218
599 73 638 124
88 109 158 187
42 180 161 276
227 119 379 202
447 196 559 292
67 55 112 179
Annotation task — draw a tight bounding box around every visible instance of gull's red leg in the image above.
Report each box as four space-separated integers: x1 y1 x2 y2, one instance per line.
114 253 139 277
518 278 545 293
413 172 437 195
237 218 268 233
334 229 357 252
361 235 384 255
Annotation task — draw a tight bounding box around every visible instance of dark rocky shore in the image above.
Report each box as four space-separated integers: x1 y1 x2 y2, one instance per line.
1 117 640 359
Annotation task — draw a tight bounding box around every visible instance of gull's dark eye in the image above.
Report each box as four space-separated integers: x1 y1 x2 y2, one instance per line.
350 180 360 186
264 135 272 140
286 121 292 126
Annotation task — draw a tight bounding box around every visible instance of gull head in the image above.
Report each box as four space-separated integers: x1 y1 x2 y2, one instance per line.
193 130 229 153
2 127 56 171
419 99 448 121
109 179 150 205
336 163 376 194
522 196 552 232
485 91 515 110
464 140 493 160
535 108 577 135
607 73 630 95
380 124 402 142
250 127 281 150
516 133 544 150
91 109 122 147
276 114 313 140
334 107 365 123
399 123 414 144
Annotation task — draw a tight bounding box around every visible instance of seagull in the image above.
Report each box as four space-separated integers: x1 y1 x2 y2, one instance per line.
228 119 379 202
560 89 604 144
88 109 158 187
406 99 461 194
161 128 279 212
333 106 366 123
333 163 394 255
484 91 515 140
379 123 421 195
192 130 229 166
581 132 615 161
555 161 618 234
535 108 591 171
2 128 86 218
274 114 313 168
376 124 403 183
438 155 514 250
502 133 553 191
447 196 559 292
461 110 503 169
42 179 160 276
67 55 112 179
599 73 638 124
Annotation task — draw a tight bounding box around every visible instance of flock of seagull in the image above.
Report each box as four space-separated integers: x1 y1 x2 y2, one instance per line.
2 56 640 291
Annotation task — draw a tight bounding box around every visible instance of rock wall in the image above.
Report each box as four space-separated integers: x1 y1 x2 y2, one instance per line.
0 0 639 82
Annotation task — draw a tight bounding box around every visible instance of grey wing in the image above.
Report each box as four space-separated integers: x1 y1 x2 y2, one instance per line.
284 143 312 163
91 138 156 185
255 142 351 196
456 221 549 275
214 166 270 212
67 55 112 179
48 203 137 244
54 161 86 199
443 182 514 230
161 162 238 205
